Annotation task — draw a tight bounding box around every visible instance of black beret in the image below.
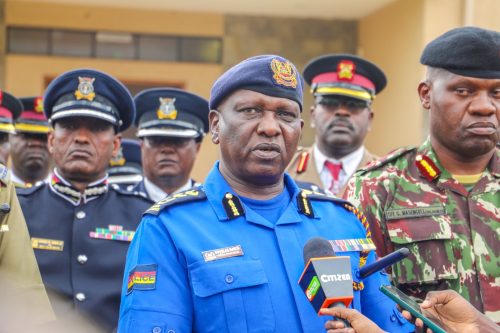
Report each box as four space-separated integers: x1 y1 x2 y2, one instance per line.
134 88 209 140
44 68 135 132
303 54 386 102
210 55 304 111
420 26 500 79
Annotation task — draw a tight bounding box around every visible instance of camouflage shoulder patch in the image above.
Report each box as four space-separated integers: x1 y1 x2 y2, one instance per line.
16 182 45 196
358 146 416 174
144 188 207 216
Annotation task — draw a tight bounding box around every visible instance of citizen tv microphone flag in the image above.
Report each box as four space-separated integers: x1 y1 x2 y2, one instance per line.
298 237 353 314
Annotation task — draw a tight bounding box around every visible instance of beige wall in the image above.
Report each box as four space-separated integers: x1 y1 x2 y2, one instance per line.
3 1 224 182
359 0 425 156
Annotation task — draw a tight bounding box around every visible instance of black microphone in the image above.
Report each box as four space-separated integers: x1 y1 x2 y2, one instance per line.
357 248 410 279
299 237 353 327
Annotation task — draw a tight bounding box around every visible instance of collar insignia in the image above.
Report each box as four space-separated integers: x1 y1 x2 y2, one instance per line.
109 146 126 166
270 58 298 88
296 151 310 174
74 77 96 101
297 190 314 217
222 192 244 219
157 97 178 120
34 97 44 113
415 154 441 181
337 60 355 80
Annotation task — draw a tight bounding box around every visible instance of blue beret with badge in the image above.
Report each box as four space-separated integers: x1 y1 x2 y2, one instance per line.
43 68 135 132
420 26 500 79
210 55 304 111
303 54 386 103
0 90 22 134
134 88 209 141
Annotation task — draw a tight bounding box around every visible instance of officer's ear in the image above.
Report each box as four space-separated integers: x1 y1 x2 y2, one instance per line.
208 109 220 144
47 130 55 155
418 81 432 110
111 134 122 158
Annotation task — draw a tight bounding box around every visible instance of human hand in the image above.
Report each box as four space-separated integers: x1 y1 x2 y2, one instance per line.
320 307 385 333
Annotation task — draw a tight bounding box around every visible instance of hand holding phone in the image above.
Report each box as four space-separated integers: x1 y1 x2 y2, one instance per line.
380 285 446 333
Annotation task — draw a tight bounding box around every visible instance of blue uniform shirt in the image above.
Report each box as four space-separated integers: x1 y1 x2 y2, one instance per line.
119 163 413 333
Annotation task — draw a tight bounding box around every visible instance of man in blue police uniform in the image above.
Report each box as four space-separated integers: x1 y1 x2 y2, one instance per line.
108 138 143 189
10 96 52 186
131 88 208 202
118 55 413 333
0 90 22 165
17 69 152 332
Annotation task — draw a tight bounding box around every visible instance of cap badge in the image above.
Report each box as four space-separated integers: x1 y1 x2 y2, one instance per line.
0 90 3 105
157 97 178 120
74 77 96 101
34 97 44 113
270 58 298 88
337 60 355 80
109 146 126 166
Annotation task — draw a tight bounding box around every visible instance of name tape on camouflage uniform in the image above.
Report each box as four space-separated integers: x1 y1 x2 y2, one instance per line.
202 245 244 262
31 237 64 251
328 238 376 253
89 224 135 242
385 206 446 220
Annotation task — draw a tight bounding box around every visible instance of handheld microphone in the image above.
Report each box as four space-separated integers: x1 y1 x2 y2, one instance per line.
298 237 353 328
357 247 410 279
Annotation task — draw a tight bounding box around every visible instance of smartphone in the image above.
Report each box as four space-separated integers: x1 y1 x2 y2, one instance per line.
380 284 446 333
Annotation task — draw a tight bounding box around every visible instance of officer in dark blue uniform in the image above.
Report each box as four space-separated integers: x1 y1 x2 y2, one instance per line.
118 56 414 333
108 138 143 190
17 69 152 332
131 88 209 202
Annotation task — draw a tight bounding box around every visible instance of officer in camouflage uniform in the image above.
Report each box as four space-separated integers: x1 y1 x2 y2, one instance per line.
344 26 500 321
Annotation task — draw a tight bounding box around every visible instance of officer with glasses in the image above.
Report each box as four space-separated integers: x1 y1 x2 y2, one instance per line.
131 88 209 202
287 54 386 196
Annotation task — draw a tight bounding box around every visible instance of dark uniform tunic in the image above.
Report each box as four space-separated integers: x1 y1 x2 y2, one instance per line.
17 173 151 331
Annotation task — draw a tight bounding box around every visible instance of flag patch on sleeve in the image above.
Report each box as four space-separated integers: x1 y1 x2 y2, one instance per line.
127 264 157 294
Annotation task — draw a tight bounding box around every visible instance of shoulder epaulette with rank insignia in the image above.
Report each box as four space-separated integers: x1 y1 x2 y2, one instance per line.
144 188 207 216
16 182 45 196
358 146 416 174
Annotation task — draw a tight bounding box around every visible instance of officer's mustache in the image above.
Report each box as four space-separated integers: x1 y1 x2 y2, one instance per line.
326 119 354 131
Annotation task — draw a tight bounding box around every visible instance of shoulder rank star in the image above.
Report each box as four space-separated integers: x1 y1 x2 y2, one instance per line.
415 154 441 181
157 97 178 120
270 58 298 88
74 77 96 101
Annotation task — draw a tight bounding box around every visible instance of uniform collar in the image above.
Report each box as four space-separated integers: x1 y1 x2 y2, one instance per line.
49 168 109 206
143 177 195 202
204 161 304 226
417 137 500 194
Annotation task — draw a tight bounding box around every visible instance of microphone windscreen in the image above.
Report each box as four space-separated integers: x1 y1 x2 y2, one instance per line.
303 237 335 265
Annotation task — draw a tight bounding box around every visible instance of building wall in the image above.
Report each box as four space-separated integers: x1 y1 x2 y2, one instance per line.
3 1 224 181
359 0 426 156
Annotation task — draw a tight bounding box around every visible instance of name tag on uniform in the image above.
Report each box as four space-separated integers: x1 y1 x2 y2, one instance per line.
385 206 446 220
31 237 64 251
202 245 244 262
0 225 9 232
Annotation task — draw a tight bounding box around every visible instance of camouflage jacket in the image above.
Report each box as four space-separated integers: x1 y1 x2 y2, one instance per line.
344 138 500 321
